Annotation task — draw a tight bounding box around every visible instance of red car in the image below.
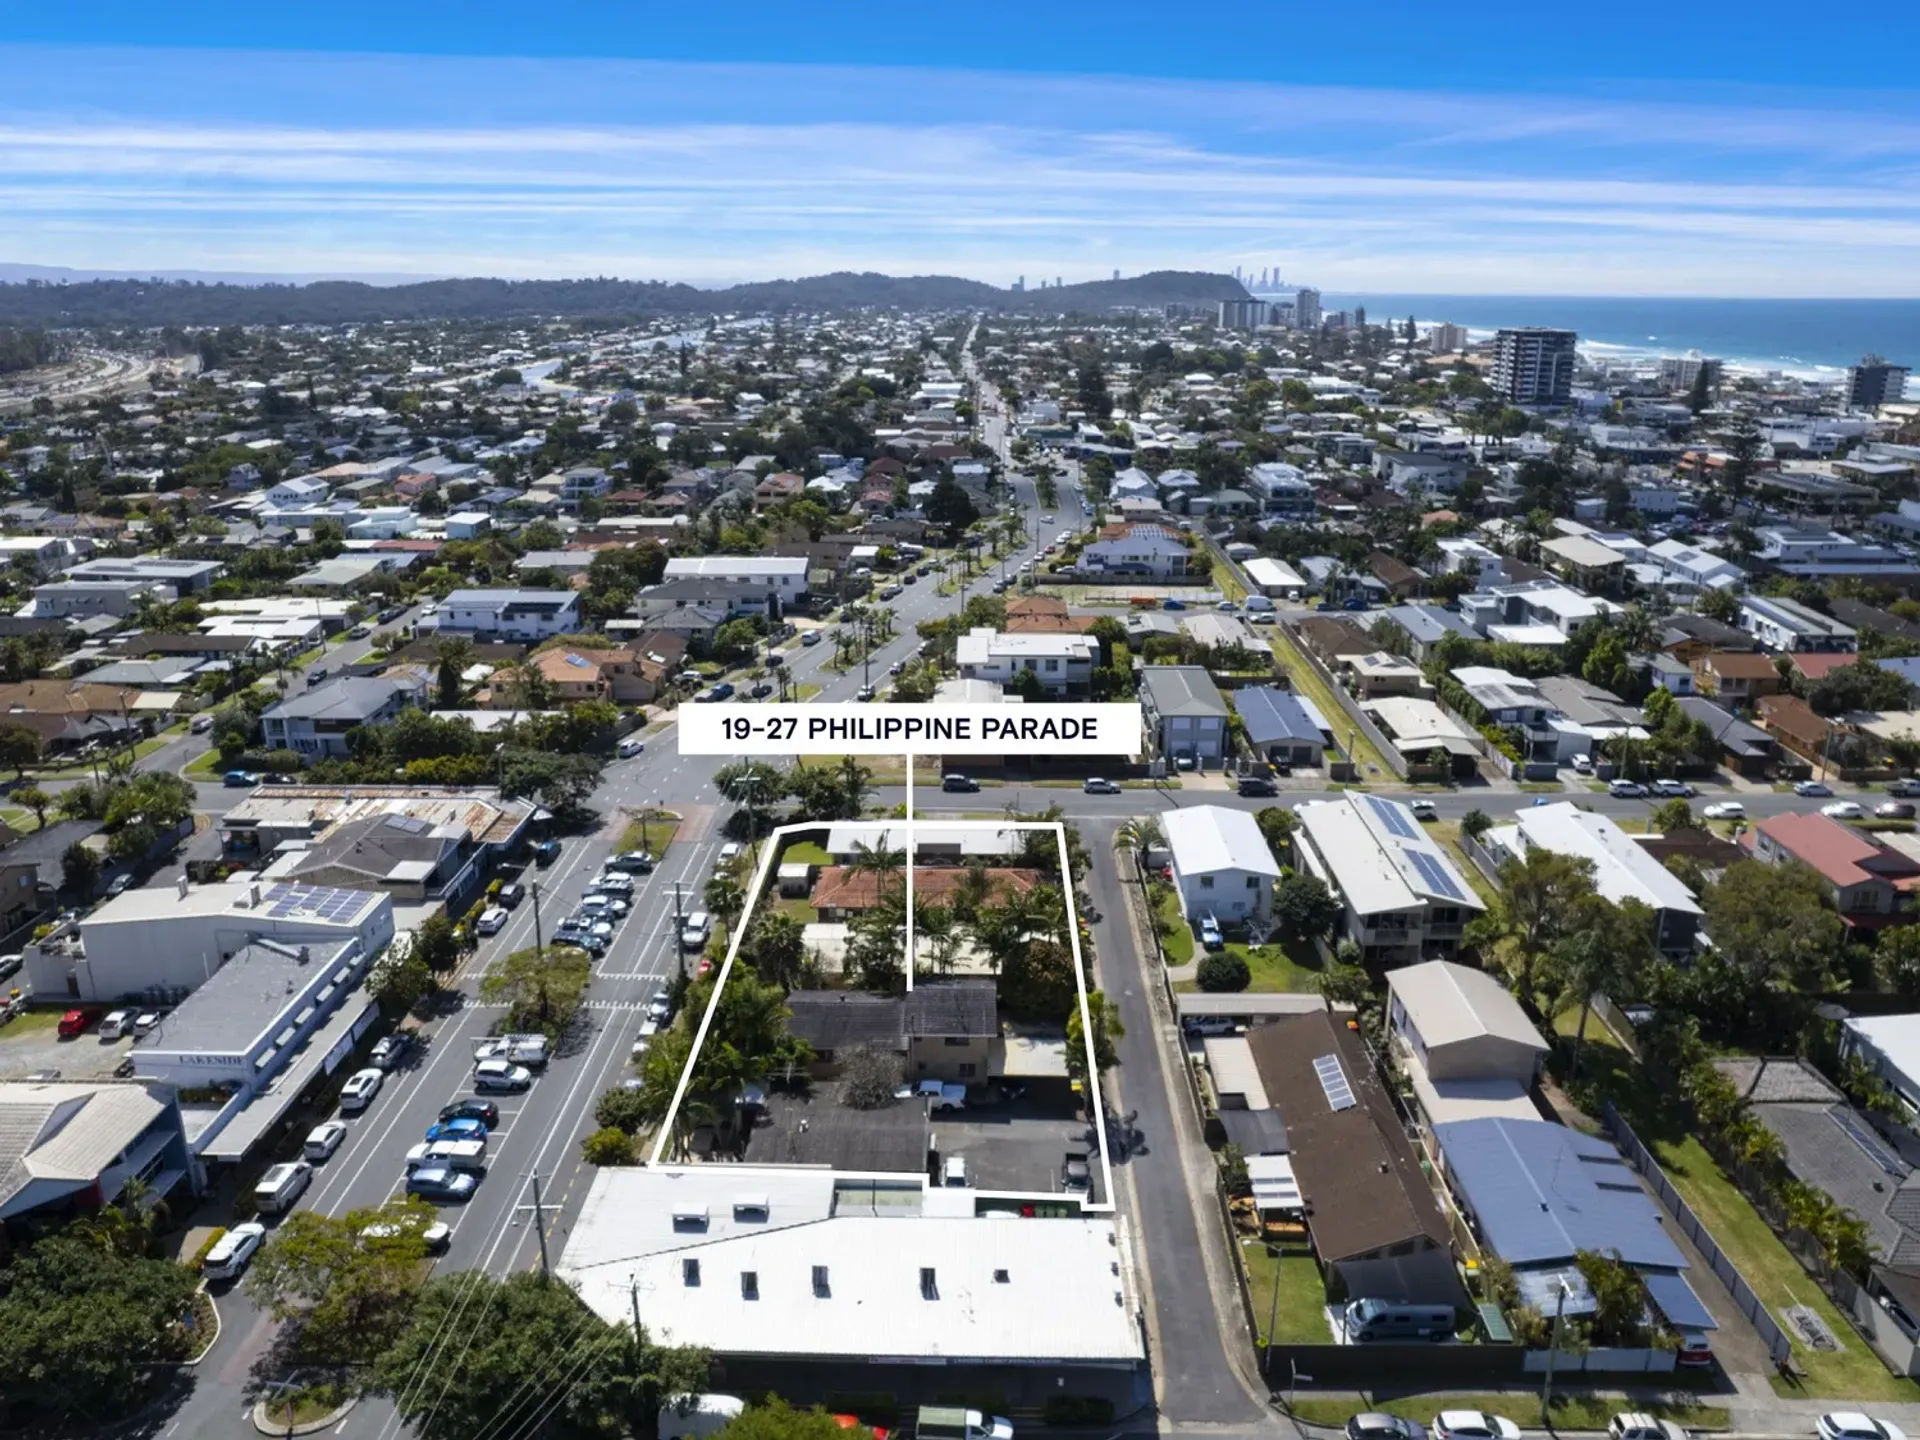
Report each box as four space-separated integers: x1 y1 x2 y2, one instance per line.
57 1005 104 1039
832 1418 888 1440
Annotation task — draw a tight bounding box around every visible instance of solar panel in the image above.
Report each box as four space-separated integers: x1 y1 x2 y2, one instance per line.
1365 794 1419 840
1313 1053 1356 1111
1409 849 1468 902
1831 1107 1911 1180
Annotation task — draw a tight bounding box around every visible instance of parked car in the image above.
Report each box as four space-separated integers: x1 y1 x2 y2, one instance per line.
99 1009 132 1040
348 623 371 639
371 1032 413 1070
1796 780 1834 797
304 1120 349 1160
201 1222 268 1281
531 839 561 866
1817 1416 1906 1440
1571 753 1593 775
1607 779 1647 798
57 1006 104 1038
1650 778 1694 797
133 1011 161 1036
1703 801 1746 820
425 1116 490 1144
1822 801 1866 819
680 911 714 950
592 872 635 896
190 713 216 734
1879 802 1918 819
1083 777 1121 794
476 906 508 936
618 737 646 758
407 1165 479 1202
223 770 260 787
610 850 655 873
475 1033 549 1069
856 684 876 701
439 1099 499 1127
473 1059 533 1092
1430 1414 1521 1440
1198 915 1224 950
1236 776 1277 797
904 1078 967 1111
801 630 822 646
647 989 674 1024
1347 1417 1424 1440
496 882 525 908
253 1160 313 1215
1410 799 1438 820
1889 778 1920 798
1674 1331 1714 1368
339 1067 385 1112
1608 1415 1688 1440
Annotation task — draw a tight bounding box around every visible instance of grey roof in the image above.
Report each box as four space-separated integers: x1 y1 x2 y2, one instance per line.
289 812 464 884
1234 686 1324 746
442 588 577 609
77 658 203 688
784 992 906 1051
265 676 410 723
1433 1116 1688 1269
1677 696 1773 756
752 1081 929 1174
141 938 357 1056
1217 1106 1290 1156
903 981 997 1038
1382 603 1477 646
1139 665 1228 718
0 1081 168 1213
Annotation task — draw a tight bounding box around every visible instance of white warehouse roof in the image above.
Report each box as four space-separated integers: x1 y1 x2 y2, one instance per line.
1162 805 1281 880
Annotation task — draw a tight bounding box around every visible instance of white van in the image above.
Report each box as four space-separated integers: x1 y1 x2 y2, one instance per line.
1343 1297 1457 1342
201 1222 267 1281
659 1395 746 1440
253 1160 313 1216
917 1407 1015 1440
406 1139 488 1173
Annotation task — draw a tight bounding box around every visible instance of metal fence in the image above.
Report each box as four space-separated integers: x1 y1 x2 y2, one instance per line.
1602 1101 1793 1365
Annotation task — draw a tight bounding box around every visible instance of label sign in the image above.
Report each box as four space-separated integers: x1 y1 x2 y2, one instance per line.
679 702 1144 757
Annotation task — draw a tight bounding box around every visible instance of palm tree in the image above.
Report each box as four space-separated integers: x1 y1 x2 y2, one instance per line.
846 837 905 901
1115 817 1165 856
918 904 963 976
951 857 993 924
703 870 745 927
432 635 474 709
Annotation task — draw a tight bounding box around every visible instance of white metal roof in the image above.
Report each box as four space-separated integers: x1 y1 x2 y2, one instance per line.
1504 802 1703 916
1297 796 1485 917
1162 805 1281 881
1387 960 1546 1052
1246 1154 1302 1212
1203 1036 1271 1108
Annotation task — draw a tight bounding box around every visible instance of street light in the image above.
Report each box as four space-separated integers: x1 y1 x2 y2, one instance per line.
1540 1277 1574 1414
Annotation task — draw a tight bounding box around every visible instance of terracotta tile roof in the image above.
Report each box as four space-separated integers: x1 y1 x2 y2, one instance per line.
1758 693 1835 750
810 865 1043 912
1699 650 1779 680
1747 811 1917 889
1789 653 1865 682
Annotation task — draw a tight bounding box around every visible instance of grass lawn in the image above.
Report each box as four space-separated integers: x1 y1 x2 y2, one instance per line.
1423 820 1498 907
184 747 227 779
1177 939 1323 993
0 806 43 835
267 1384 351 1427
1240 1240 1331 1344
780 840 833 866
1153 887 1194 965
0 1009 66 1039
1263 629 1391 780
1212 560 1249 603
1288 1395 1730 1431
1576 1038 1920 1400
618 809 682 853
776 897 819 923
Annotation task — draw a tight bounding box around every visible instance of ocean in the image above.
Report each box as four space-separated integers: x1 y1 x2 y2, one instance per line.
1313 294 1920 382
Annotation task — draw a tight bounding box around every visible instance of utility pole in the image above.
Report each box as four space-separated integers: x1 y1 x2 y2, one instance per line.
631 1277 644 1353
1540 1279 1571 1413
530 882 544 956
514 1172 552 1281
671 882 687 977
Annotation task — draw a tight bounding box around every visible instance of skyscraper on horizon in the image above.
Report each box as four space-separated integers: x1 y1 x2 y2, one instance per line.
1492 327 1577 406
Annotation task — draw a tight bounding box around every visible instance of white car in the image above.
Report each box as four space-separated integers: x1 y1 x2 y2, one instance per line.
201 1221 268 1281
1702 801 1746 820
1431 1414 1523 1440
304 1119 350 1160
1822 801 1866 819
133 1011 161 1036
1818 1416 1907 1440
719 841 743 863
476 906 508 935
98 1009 133 1039
339 1067 384 1113
617 737 645 758
1609 1416 1688 1440
473 1059 533 1092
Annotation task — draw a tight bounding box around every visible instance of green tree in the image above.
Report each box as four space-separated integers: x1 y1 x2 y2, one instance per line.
412 911 462 975
1253 805 1297 865
1880 924 1920 1004
595 1085 654 1134
1469 848 1598 1006
1701 858 1846 997
925 474 978 536
1197 950 1251 992
583 1127 637 1165
740 909 808 989
478 944 593 1036
369 939 433 1014
431 634 474 709
373 1270 709 1440
60 841 99 895
1273 872 1338 941
1066 988 1125 1086
245 1199 436 1365
714 1400 879 1440
0 1231 200 1423
12 785 50 829
1649 797 1697 834
1548 895 1655 1077
1686 363 1714 414
0 722 41 779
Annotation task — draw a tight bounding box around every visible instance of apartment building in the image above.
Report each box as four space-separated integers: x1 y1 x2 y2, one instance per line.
1079 528 1190 579
1138 665 1229 764
1491 328 1577 406
954 629 1096 696
1737 594 1857 654
438 588 583 641
662 555 810 609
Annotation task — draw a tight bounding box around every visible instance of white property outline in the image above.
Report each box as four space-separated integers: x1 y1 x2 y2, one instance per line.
647 816 1117 1212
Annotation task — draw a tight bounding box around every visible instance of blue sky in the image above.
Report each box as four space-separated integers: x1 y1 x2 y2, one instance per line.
3 3 1919 294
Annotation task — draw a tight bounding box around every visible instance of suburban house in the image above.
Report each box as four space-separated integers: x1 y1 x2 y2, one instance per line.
1481 802 1705 956
260 675 425 758
1738 594 1857 654
954 630 1097 697
1246 1010 1463 1306
784 981 999 1084
1138 666 1229 765
0 1080 195 1225
662 556 810 613
1078 528 1191 579
1387 960 1548 1133
808 866 1042 923
1293 794 1485 964
1746 812 1920 932
487 645 661 706
1232 685 1327 769
438 588 583 641
1694 650 1784 703
1677 696 1781 777
1161 804 1282 929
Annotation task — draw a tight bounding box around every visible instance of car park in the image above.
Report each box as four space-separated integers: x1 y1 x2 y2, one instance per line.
254 1160 314 1215
339 1067 385 1112
1083 777 1120 794
202 1222 268 1281
618 737 646 758
1703 801 1746 820
99 1009 132 1039
1822 801 1866 819
304 1120 349 1160
474 1059 533 1091
476 906 508 935
439 1098 499 1127
1796 780 1834 797
407 1165 479 1202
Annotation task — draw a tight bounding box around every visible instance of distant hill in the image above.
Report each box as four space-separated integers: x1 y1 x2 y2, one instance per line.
0 268 1247 328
